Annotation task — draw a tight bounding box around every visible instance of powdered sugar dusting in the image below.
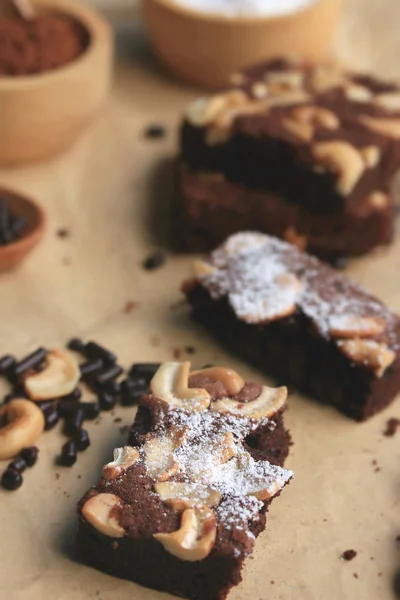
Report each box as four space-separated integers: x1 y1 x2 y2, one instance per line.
197 232 400 355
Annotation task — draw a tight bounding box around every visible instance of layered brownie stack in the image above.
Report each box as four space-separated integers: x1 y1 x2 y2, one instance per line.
177 58 400 259
76 361 293 600
183 231 400 421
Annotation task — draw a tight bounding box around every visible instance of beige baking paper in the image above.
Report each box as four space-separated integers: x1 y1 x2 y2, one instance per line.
0 1 399 598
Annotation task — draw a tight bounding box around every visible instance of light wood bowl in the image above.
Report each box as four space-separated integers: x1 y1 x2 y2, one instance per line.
0 188 46 271
144 0 343 89
0 0 113 165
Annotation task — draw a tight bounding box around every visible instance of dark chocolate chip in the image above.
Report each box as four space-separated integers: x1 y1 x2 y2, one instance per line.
144 124 166 139
11 215 26 237
62 387 82 402
20 446 39 467
1 468 23 490
36 400 54 413
64 407 84 436
67 338 85 352
13 347 47 379
58 441 77 467
44 408 60 431
80 358 104 379
9 457 27 473
80 401 100 420
0 355 16 374
84 341 117 365
58 398 80 418
98 391 116 411
95 364 123 385
74 428 90 451
101 380 121 396
142 251 166 271
128 363 160 384
120 379 144 406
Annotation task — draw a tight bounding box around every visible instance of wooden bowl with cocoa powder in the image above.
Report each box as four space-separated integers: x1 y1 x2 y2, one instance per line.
144 0 343 89
0 188 46 271
0 0 113 165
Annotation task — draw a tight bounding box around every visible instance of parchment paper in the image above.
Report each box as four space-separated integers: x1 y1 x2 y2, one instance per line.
0 1 399 598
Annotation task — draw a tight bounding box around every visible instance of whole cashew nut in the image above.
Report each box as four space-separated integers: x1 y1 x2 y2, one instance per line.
0 399 45 459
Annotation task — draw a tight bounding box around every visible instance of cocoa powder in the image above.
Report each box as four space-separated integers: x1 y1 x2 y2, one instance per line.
0 12 89 76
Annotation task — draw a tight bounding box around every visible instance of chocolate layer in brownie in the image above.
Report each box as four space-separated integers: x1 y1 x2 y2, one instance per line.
76 362 293 600
178 58 400 257
183 232 400 421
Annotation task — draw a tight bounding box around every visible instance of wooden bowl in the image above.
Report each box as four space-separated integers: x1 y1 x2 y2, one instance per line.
0 0 113 165
144 0 343 89
0 188 46 271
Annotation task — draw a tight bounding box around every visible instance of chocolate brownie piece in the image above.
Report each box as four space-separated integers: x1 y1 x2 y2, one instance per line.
183 232 400 421
177 58 400 258
76 361 293 600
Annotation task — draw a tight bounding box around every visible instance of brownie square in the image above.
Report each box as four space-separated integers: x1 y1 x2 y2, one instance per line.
76 361 293 600
177 58 400 259
183 232 400 421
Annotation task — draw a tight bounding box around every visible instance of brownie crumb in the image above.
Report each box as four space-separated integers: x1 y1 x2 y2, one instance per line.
185 345 196 354
383 417 400 436
396 535 400 543
56 227 70 238
114 417 122 423
119 425 129 435
123 301 138 314
144 124 166 139
353 573 359 579
172 348 181 359
142 251 166 271
341 550 357 561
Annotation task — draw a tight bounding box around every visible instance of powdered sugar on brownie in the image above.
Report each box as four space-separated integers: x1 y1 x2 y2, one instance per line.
197 232 400 354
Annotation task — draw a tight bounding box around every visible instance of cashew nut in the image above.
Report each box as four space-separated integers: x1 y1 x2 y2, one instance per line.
190 366 245 396
144 426 188 482
81 493 125 538
312 141 365 195
185 91 248 127
359 115 400 139
337 339 395 377
150 362 210 411
154 481 221 511
329 315 386 339
0 399 45 460
373 92 400 111
211 385 287 420
24 349 80 400
102 446 140 481
154 505 216 561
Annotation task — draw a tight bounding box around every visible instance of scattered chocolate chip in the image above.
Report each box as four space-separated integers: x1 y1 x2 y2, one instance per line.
383 417 400 436
20 446 39 467
9 457 27 473
129 363 159 384
59 441 77 467
56 227 70 238
101 380 121 396
36 400 54 413
67 338 85 352
0 198 27 247
98 391 116 411
120 378 147 406
331 256 348 270
80 401 100 420
58 398 80 418
341 550 357 561
142 251 166 271
64 407 84 436
13 347 47 379
44 408 60 431
95 364 123 385
74 428 90 451
85 342 117 365
0 355 16 379
80 358 104 379
144 124 166 139
63 387 82 402
1 468 23 490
